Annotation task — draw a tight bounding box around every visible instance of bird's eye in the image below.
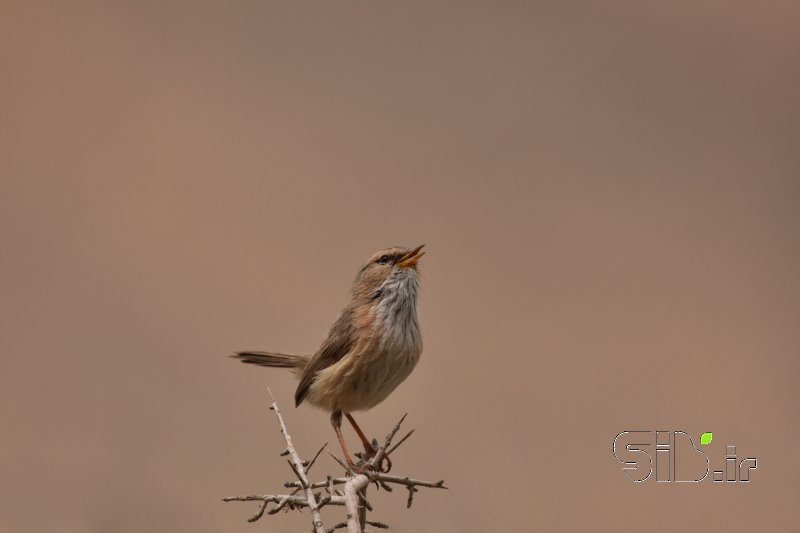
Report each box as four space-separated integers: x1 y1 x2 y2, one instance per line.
376 255 391 264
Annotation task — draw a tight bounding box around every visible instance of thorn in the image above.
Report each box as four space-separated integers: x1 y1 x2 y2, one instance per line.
406 486 418 509
357 490 373 511
310 442 330 471
327 451 351 473
386 429 415 455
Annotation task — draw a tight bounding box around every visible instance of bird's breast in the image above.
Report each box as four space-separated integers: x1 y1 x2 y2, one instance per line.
305 270 422 413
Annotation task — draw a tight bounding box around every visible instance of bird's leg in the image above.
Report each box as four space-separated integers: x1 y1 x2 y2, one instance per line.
331 411 359 470
345 413 376 456
346 413 392 473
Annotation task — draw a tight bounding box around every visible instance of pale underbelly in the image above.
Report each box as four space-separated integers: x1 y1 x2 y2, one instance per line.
305 347 421 413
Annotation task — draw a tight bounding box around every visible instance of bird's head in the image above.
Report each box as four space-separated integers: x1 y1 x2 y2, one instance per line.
351 244 425 303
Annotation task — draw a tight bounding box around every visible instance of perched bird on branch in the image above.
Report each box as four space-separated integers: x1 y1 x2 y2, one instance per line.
232 245 425 470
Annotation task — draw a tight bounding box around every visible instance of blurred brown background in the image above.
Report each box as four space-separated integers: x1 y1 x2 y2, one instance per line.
1 2 798 532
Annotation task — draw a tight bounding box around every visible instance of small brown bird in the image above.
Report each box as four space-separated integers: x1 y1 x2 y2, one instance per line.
233 245 425 470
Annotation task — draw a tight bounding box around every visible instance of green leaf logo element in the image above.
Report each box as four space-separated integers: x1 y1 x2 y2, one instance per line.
700 432 713 445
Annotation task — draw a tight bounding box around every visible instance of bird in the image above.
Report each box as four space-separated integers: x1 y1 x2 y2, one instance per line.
232 244 425 470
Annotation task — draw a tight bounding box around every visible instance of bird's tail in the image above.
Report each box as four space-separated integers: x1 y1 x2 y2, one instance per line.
231 351 308 371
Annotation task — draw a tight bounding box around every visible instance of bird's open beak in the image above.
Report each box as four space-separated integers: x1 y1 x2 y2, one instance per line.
397 244 426 268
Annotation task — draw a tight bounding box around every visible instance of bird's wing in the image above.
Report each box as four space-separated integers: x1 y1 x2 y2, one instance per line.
295 307 355 407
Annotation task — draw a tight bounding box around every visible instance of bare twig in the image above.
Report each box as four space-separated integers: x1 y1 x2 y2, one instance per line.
343 474 370 533
284 472 447 491
224 392 447 533
222 493 335 521
368 413 407 471
358 487 368 532
370 472 448 490
267 388 326 533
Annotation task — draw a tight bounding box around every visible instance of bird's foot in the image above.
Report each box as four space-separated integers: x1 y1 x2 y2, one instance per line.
355 439 392 473
346 458 375 475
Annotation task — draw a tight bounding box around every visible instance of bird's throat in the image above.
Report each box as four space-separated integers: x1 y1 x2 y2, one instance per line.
373 269 421 354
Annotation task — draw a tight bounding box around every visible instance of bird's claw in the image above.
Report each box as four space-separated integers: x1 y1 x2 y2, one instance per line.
355 446 392 473
346 459 375 475
377 453 392 473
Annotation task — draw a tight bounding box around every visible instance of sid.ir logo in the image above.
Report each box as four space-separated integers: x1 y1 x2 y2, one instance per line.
613 431 757 483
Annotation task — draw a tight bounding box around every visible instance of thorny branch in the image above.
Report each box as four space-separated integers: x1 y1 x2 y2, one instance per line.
223 390 447 533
